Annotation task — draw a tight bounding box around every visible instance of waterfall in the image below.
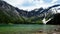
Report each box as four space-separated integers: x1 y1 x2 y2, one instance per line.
42 8 58 24
42 18 52 24
42 18 46 24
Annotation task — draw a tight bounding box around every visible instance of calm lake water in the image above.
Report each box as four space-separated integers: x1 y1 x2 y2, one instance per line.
0 24 60 34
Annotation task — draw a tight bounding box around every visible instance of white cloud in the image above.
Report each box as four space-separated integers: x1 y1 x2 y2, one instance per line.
3 0 59 11
4 0 24 6
17 0 45 11
51 0 58 3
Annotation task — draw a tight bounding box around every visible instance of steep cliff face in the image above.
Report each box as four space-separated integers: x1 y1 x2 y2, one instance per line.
0 0 23 23
0 0 20 17
0 0 60 24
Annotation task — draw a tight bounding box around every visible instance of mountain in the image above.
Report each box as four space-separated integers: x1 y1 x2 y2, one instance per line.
0 0 24 24
15 8 28 17
0 0 60 24
15 4 60 18
15 7 44 17
0 0 40 24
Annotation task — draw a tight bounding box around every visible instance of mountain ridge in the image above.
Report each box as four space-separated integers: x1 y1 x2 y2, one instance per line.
0 0 60 24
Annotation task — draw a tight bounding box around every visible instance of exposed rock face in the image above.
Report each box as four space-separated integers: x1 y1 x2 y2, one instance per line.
0 0 60 24
0 0 22 23
0 0 20 18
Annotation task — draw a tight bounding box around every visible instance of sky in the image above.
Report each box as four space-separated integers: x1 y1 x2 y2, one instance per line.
3 0 60 11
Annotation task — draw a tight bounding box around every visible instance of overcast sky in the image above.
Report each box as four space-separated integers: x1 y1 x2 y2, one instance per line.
4 0 60 11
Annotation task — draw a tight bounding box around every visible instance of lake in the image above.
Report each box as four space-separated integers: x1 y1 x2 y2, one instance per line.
0 24 60 34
